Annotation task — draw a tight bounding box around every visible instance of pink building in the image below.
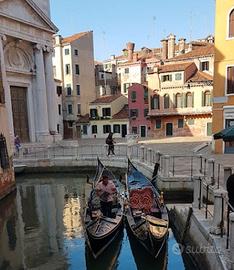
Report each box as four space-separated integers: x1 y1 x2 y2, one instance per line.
128 83 151 137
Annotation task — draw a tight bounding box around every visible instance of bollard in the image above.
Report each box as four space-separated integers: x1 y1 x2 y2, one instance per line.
192 176 203 209
210 189 227 235
127 145 132 159
229 212 234 269
162 155 170 177
140 146 145 162
198 154 203 174
207 158 215 185
224 166 232 187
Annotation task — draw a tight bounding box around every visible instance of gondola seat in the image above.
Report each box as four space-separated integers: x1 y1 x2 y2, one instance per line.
129 187 154 213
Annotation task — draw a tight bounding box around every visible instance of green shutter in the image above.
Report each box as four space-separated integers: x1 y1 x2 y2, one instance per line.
173 94 176 108
192 92 194 107
201 91 204 107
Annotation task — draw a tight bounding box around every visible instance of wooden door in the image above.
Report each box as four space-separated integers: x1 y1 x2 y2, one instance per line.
166 123 173 136
11 86 29 142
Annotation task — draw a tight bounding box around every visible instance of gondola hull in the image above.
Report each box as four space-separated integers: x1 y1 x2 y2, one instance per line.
84 158 124 258
125 159 169 258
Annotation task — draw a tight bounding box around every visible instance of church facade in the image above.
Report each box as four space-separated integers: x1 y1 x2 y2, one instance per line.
0 0 59 143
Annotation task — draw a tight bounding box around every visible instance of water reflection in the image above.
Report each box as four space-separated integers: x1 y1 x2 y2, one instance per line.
0 174 189 270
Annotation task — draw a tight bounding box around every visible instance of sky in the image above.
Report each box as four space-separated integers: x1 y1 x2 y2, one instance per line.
50 0 215 61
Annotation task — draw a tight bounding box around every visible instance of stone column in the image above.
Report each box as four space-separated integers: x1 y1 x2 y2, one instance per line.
0 34 14 145
147 148 152 165
229 212 234 269
140 145 145 162
162 155 170 177
34 44 50 142
192 176 203 209
207 158 215 185
44 46 57 134
210 189 227 235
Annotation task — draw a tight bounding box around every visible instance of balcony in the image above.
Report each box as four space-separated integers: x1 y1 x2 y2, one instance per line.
149 106 212 117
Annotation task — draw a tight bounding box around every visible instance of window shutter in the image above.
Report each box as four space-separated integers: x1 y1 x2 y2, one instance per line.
151 96 154 109
229 10 234 38
192 92 194 107
183 93 186 108
173 94 176 108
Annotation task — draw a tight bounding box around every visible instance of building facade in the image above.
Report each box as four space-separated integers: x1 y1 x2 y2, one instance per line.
147 62 213 138
81 94 128 139
53 32 96 139
128 83 151 137
212 0 234 153
0 0 59 143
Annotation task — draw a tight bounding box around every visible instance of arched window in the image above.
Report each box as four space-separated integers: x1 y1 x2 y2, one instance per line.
229 9 234 38
204 91 211 106
164 94 170 109
151 94 160 109
175 93 182 108
186 92 193 107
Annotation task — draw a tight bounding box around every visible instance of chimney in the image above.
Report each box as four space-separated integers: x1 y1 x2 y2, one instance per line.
133 53 138 62
207 35 214 44
161 39 168 60
178 38 186 54
111 55 115 60
168 34 176 59
188 43 193 52
126 42 135 61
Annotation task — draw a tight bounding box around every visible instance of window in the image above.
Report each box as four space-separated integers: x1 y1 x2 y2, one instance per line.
151 95 160 109
227 66 234 94
187 118 194 125
103 125 111 134
144 108 149 117
125 68 129 74
229 9 234 38
0 134 10 170
186 92 193 107
75 64 80 75
164 94 170 109
130 109 138 118
175 93 182 108
123 83 131 93
113 124 120 133
68 121 73 128
65 64 70 75
74 49 78 56
67 104 73 114
144 87 148 104
226 119 234 128
92 125 97 134
178 119 184 128
131 91 136 102
77 104 81 115
83 125 88 135
175 73 182 80
76 85 80 95
66 84 72 96
155 120 161 129
57 124 60 133
204 91 211 106
0 81 5 104
65 48 70 55
58 104 61 115
201 61 209 71
101 74 104 79
102 107 111 117
90 108 98 118
132 127 138 134
57 86 62 96
162 74 172 82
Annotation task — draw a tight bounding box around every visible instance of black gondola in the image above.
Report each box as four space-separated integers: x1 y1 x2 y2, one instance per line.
84 158 124 259
125 159 169 258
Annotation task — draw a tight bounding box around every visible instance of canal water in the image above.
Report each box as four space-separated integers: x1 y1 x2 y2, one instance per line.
0 173 193 270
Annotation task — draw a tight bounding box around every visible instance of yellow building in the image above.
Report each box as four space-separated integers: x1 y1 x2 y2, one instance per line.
213 0 234 153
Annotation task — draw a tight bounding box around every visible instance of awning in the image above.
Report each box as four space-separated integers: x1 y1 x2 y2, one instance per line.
213 126 234 141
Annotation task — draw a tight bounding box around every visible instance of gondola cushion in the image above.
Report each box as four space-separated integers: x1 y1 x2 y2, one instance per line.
129 187 154 212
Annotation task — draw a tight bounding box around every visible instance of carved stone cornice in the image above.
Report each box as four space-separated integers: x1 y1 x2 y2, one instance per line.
0 33 7 42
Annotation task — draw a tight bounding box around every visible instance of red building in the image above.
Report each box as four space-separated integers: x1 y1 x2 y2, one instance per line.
128 83 151 137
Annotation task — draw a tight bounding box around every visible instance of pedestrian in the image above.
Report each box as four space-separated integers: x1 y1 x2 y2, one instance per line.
226 174 234 210
106 132 115 156
96 175 117 217
14 135 21 155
